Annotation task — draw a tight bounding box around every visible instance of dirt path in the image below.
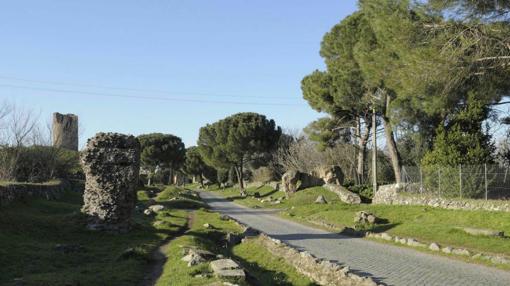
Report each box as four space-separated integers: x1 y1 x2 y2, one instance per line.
141 211 195 286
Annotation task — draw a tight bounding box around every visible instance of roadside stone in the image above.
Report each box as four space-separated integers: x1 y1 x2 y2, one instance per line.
143 209 153 216
313 165 345 185
490 256 510 265
429 243 441 251
281 170 323 197
314 195 327 204
225 232 243 246
148 204 165 213
452 248 470 256
354 211 377 224
203 223 212 229
442 247 453 254
407 238 425 247
219 215 230 221
324 184 361 204
210 259 245 282
380 233 392 241
242 227 260 237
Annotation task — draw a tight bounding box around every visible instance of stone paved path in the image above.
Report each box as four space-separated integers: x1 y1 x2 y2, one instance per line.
199 191 510 286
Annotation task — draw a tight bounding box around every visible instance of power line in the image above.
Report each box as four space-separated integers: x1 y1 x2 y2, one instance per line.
0 75 297 100
0 83 302 106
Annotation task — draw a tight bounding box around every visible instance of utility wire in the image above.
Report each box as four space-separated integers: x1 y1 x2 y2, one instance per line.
0 75 296 100
0 84 302 106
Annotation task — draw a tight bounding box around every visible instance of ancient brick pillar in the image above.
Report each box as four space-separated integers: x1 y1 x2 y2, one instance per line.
52 112 78 151
81 133 140 232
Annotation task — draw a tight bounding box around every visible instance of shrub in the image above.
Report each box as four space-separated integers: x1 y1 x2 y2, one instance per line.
0 146 81 183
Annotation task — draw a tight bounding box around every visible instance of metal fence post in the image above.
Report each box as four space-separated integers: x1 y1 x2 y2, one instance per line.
485 163 488 201
438 167 441 198
459 164 462 199
420 166 423 194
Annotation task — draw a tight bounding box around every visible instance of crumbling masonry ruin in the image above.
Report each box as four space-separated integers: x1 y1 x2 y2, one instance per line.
81 133 140 232
52 112 79 151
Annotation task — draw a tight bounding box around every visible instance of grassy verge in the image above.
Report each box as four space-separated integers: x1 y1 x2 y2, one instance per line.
158 209 316 286
0 187 188 286
209 185 510 265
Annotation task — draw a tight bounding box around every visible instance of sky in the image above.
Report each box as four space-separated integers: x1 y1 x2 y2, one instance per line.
0 0 359 147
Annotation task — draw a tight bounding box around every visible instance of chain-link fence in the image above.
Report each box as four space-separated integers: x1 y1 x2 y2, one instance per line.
401 165 510 200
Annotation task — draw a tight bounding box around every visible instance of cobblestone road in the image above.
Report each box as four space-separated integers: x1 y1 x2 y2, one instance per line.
199 191 510 286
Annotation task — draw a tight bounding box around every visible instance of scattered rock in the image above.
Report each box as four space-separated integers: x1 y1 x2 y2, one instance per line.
210 259 245 282
143 209 153 216
203 223 212 229
219 215 230 221
313 165 345 185
452 248 471 256
380 233 392 241
225 232 243 246
490 256 510 265
354 211 377 224
315 195 327 204
181 248 215 267
324 184 361 204
148 204 165 213
406 238 425 247
429 243 441 251
456 227 504 237
281 170 323 197
441 247 453 254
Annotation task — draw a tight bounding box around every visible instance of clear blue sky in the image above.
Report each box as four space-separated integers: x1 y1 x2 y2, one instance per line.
0 0 358 147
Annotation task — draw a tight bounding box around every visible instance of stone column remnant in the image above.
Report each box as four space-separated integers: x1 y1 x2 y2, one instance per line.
81 133 141 232
52 112 79 151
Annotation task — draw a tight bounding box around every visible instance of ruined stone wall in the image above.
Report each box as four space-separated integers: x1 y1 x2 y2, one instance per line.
52 112 78 151
81 133 140 232
0 180 67 206
373 184 510 212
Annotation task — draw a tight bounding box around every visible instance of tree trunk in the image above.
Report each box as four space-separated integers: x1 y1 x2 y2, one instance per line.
199 173 204 188
168 167 174 185
382 94 402 184
356 116 371 184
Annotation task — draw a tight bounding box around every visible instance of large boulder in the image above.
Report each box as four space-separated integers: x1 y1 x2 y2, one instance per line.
210 259 245 282
324 184 361 204
281 170 323 197
314 165 344 185
81 133 141 232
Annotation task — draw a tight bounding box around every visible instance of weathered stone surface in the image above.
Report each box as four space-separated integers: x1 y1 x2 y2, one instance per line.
452 248 471 256
148 204 165 213
315 195 327 204
256 234 377 286
374 183 510 212
268 181 280 191
354 211 377 224
52 112 78 151
281 170 323 197
313 165 345 185
456 227 504 237
210 259 245 281
406 238 426 248
429 243 441 251
81 133 141 233
441 247 453 254
324 184 361 204
0 180 68 206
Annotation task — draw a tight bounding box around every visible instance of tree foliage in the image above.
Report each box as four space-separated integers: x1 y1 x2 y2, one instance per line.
138 133 185 184
197 112 281 190
183 146 216 186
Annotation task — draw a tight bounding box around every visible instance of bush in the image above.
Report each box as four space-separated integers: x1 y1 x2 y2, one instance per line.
348 184 373 203
0 146 81 183
251 167 275 183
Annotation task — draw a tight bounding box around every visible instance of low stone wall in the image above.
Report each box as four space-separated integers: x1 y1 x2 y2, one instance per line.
0 180 68 206
254 234 378 286
226 215 379 286
373 184 510 212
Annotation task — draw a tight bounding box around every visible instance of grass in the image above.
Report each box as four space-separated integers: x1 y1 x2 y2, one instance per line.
209 185 510 265
212 185 286 208
158 208 317 286
0 187 188 286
